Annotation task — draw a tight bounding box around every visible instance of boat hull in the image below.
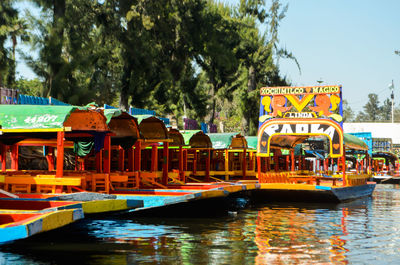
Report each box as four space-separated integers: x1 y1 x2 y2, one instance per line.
250 183 376 203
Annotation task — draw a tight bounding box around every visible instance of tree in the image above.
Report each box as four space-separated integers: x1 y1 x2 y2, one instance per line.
23 0 105 104
380 98 392 121
342 99 354 122
233 0 295 135
194 2 241 124
0 0 19 87
359 93 381 122
15 77 42 96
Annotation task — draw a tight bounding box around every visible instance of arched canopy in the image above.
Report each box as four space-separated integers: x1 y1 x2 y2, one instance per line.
257 118 344 158
182 130 212 148
343 133 368 151
208 133 248 149
372 151 399 162
245 136 258 150
168 128 185 146
104 109 140 149
64 109 108 131
0 105 109 145
134 115 169 141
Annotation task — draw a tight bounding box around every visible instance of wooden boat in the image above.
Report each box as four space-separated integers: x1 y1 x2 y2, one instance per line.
207 133 257 181
253 85 375 203
0 106 251 217
0 198 84 244
371 151 400 183
0 209 83 244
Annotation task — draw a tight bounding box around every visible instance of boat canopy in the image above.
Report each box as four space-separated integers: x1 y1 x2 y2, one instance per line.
181 130 212 148
0 105 109 143
104 109 140 149
181 130 201 145
168 128 185 146
245 136 258 150
207 133 248 149
257 119 344 158
0 105 88 130
0 105 111 156
133 115 169 141
372 151 399 161
343 133 368 151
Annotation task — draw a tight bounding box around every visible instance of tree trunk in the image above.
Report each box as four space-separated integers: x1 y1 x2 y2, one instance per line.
48 0 66 98
208 83 216 124
241 65 256 135
119 57 133 111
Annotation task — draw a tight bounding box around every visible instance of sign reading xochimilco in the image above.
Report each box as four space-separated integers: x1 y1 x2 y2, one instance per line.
257 85 344 157
258 85 343 125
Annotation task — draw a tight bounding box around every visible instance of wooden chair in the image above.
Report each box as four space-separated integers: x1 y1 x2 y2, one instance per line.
110 173 128 189
91 173 110 193
36 174 56 193
124 172 140 189
5 175 32 193
140 171 167 189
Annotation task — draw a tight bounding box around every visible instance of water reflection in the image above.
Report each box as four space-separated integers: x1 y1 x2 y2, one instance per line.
253 204 352 264
1 185 400 264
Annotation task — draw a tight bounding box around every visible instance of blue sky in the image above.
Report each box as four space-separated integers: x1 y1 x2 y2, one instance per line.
15 0 400 113
277 0 400 113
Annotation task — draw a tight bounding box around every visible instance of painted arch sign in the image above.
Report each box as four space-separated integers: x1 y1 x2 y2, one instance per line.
257 119 344 158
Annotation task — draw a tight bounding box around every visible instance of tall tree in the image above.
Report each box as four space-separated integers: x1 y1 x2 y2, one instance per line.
23 0 101 104
380 98 392 121
234 0 295 135
0 0 18 86
360 93 381 121
342 99 354 122
194 1 241 124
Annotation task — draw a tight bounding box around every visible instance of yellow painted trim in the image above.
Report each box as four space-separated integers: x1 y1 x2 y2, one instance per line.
4 176 81 186
144 138 173 143
81 200 128 214
0 127 71 133
259 183 317 190
195 190 226 199
41 210 75 232
223 185 242 193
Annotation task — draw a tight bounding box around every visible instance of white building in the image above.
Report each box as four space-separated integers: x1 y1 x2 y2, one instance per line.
343 123 400 144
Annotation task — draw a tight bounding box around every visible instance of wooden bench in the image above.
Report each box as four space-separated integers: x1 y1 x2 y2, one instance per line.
315 176 338 186
288 175 315 184
4 176 82 193
140 171 167 189
109 174 129 190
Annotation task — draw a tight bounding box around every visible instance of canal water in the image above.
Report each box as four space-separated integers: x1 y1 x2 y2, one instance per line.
1 184 400 264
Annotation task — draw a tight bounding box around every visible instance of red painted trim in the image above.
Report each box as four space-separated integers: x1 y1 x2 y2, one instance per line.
103 134 111 173
110 190 193 196
162 142 169 185
118 147 125 171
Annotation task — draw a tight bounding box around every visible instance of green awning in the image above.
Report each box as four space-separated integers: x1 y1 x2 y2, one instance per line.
103 109 123 124
132 114 154 125
181 130 202 145
245 136 258 150
0 105 79 130
344 133 368 151
207 133 239 149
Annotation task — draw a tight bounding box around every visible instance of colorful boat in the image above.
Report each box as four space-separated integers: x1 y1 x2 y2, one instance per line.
0 198 84 244
371 151 400 183
253 85 375 202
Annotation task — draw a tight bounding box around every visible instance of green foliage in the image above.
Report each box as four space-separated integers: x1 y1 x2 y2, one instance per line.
0 0 20 87
342 99 354 122
15 77 42 96
14 0 292 134
355 94 396 122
